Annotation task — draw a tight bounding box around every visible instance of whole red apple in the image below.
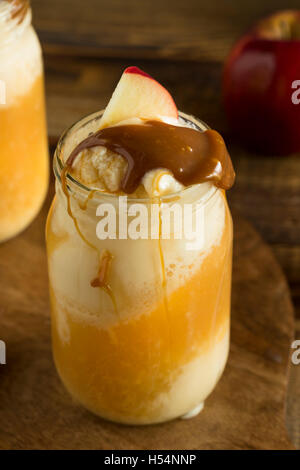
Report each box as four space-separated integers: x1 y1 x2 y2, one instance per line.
223 10 300 155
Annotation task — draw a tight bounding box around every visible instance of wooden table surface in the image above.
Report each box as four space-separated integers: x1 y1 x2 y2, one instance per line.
30 0 300 447
0 197 295 449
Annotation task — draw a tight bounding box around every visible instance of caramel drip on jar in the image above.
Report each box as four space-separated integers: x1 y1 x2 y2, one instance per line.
91 250 113 290
8 0 29 23
60 167 116 313
66 120 235 194
157 197 172 366
91 251 117 314
61 167 95 251
79 189 97 211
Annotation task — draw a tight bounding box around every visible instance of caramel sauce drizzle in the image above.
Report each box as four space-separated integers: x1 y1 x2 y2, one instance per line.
79 189 97 211
8 0 29 24
66 120 235 194
61 167 95 251
60 167 117 313
157 197 172 364
90 251 117 315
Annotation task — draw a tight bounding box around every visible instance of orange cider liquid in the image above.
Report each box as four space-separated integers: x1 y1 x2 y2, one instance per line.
46 190 232 425
0 74 48 241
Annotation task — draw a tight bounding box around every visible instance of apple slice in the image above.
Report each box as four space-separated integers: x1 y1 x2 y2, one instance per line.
99 66 178 128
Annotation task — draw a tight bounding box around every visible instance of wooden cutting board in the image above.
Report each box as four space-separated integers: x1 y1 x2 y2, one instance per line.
0 183 295 450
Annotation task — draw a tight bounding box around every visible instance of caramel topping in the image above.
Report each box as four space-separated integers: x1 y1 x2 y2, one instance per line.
61 166 117 311
90 250 118 315
7 0 29 24
91 250 113 290
66 120 235 194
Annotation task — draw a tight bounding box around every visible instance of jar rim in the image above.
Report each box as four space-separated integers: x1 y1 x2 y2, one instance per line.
53 110 219 205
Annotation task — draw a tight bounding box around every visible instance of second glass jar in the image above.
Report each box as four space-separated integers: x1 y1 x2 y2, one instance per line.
0 0 48 242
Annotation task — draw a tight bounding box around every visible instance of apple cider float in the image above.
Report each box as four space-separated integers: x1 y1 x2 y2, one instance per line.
46 67 235 425
0 0 48 242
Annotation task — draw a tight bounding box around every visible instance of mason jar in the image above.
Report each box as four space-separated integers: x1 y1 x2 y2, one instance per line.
0 0 48 242
46 110 233 425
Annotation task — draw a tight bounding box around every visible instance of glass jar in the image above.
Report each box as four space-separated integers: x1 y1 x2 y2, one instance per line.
46 111 233 425
0 0 48 242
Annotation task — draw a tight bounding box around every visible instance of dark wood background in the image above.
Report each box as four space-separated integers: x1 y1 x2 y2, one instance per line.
30 0 300 446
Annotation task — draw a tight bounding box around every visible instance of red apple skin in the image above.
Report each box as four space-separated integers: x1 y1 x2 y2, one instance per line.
223 34 300 155
124 66 152 78
123 66 178 118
